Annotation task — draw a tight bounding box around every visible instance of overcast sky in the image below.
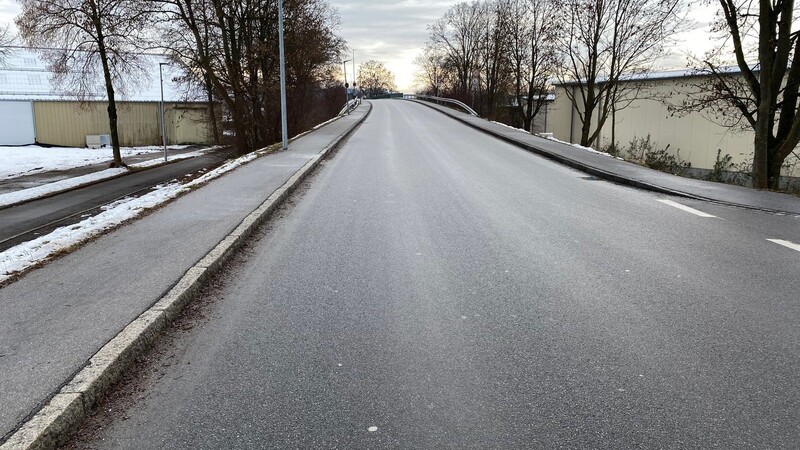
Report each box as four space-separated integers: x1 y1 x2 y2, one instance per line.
0 0 718 91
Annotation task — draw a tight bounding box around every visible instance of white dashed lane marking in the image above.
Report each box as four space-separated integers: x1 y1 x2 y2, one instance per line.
658 199 716 217
767 239 800 252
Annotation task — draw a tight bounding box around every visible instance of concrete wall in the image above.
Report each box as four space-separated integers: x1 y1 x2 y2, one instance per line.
32 101 213 147
549 78 764 171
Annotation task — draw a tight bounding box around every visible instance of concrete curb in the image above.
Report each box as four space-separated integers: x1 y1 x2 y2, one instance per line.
408 99 798 216
0 103 372 450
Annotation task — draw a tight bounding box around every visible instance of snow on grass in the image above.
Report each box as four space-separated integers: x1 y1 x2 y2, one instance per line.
0 149 213 208
542 135 625 160
0 145 192 179
488 120 624 160
0 148 262 283
130 148 209 168
0 167 127 208
491 120 528 132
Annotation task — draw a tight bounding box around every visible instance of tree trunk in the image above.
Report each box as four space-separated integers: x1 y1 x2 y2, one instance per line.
611 107 617 155
767 153 783 190
89 1 123 167
205 73 220 145
752 133 769 188
580 112 593 147
231 98 249 156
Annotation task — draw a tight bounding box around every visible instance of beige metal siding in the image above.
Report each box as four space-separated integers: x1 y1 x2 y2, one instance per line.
33 101 213 147
552 79 757 170
169 106 212 144
549 86 583 143
603 79 752 170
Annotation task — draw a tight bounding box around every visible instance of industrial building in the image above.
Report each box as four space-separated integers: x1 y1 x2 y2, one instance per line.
547 69 799 177
0 49 215 147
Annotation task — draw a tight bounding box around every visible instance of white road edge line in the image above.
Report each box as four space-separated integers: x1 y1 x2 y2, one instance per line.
657 199 716 218
767 239 800 252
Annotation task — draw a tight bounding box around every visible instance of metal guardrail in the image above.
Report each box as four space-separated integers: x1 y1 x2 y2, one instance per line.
338 98 362 116
402 94 479 117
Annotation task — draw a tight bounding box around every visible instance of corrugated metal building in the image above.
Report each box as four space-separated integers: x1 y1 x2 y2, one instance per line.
546 69 800 175
0 49 215 147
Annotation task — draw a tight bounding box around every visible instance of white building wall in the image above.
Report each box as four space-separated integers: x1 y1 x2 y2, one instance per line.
551 77 760 171
0 101 36 145
603 79 752 170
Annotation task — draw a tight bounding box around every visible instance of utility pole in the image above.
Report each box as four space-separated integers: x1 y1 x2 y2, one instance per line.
159 62 169 162
278 0 289 150
342 59 351 114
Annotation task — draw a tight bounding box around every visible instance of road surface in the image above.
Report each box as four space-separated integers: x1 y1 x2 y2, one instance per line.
73 100 800 449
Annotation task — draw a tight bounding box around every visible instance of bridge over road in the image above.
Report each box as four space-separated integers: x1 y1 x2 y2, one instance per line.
2 100 800 449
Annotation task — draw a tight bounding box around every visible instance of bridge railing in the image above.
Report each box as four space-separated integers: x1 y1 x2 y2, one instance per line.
402 94 479 117
338 98 362 116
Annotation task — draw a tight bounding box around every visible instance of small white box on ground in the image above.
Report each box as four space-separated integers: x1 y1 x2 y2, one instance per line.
86 135 101 148
86 134 111 148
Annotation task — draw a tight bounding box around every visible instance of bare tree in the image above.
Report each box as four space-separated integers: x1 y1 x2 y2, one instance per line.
358 60 396 97
0 25 16 64
506 0 558 132
428 1 484 101
556 0 687 148
675 1 800 189
413 45 451 96
478 0 511 118
153 0 343 155
16 0 150 167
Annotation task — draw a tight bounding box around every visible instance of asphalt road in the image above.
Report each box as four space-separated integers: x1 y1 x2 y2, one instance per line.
76 100 800 449
0 148 234 251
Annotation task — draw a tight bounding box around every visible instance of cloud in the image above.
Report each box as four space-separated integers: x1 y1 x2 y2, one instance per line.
1 0 719 92
334 0 458 90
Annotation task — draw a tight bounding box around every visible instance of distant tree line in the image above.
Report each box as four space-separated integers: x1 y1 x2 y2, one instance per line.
15 0 348 162
417 0 800 190
358 60 397 98
416 0 685 139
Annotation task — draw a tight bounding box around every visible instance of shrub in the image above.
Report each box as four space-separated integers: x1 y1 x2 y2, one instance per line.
707 149 734 182
625 134 691 175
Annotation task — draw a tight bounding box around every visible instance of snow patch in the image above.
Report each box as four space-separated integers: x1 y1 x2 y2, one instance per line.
543 135 625 160
488 120 624 160
0 148 260 283
491 120 527 132
0 149 213 208
0 145 192 179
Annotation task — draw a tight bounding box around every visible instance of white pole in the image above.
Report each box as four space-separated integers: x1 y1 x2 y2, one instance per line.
159 62 168 161
343 61 348 114
278 0 289 150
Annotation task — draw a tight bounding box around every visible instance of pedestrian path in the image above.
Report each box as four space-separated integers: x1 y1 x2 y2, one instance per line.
0 146 224 209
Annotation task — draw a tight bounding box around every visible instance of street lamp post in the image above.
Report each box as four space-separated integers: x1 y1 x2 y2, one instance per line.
342 59 351 114
352 50 356 96
159 62 169 162
278 0 289 150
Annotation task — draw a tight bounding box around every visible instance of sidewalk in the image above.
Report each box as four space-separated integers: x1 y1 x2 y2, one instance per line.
0 104 370 444
410 100 800 216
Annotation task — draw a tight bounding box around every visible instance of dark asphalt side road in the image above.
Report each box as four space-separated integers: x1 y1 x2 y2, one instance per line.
70 100 800 449
0 147 235 251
